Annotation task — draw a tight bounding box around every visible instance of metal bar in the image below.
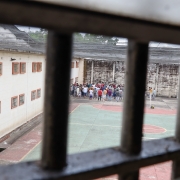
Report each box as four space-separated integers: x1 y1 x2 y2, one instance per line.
120 40 149 179
121 40 149 154
41 31 72 170
0 1 180 44
0 138 179 180
172 67 180 178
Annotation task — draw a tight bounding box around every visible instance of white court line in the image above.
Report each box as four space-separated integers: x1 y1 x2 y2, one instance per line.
70 122 122 128
143 137 159 139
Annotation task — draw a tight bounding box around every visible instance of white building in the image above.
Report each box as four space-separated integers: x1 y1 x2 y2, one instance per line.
0 25 45 138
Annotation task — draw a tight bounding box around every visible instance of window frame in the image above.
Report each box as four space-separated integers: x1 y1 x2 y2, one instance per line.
31 90 36 101
20 62 26 74
12 62 20 75
75 77 78 83
0 62 2 76
76 61 79 68
37 62 42 72
11 96 18 109
32 62 37 72
37 88 41 98
19 94 25 106
71 62 74 68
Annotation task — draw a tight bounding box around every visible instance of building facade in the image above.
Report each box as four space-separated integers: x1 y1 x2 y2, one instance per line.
0 50 45 138
84 60 179 97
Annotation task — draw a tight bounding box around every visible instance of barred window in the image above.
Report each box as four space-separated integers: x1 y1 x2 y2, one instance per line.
37 89 41 98
12 62 19 75
76 61 79 68
71 62 74 68
75 77 78 82
32 62 37 72
37 62 42 72
20 62 26 74
11 96 18 109
19 94 25 106
31 90 36 101
0 62 2 76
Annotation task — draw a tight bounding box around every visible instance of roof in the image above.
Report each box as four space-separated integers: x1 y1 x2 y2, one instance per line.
0 24 180 64
73 42 180 64
0 24 45 54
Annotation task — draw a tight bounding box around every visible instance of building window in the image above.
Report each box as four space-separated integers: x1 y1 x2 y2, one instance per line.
32 62 37 72
37 62 42 72
0 62 2 76
37 89 41 98
11 96 18 109
20 62 26 74
75 77 78 83
71 62 74 68
19 94 25 106
70 79 74 84
76 62 79 68
12 62 19 75
31 90 36 101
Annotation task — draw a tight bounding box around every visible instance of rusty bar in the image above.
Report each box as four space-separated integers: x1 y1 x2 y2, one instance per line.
1 1 180 44
172 68 180 179
0 138 179 180
41 31 72 169
120 40 149 179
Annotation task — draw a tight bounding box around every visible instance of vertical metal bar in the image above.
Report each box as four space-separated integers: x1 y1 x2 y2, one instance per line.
172 66 180 178
119 40 149 179
41 31 72 170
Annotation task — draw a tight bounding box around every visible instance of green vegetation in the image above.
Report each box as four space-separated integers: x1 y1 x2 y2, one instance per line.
28 31 119 45
28 29 47 42
74 33 119 45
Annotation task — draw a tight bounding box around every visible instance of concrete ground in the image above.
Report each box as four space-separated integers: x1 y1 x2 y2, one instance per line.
0 96 178 180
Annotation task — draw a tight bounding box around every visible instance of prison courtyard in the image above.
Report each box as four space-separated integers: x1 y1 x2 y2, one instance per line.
0 96 177 180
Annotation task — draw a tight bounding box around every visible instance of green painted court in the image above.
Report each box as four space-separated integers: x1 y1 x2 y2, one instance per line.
22 103 176 162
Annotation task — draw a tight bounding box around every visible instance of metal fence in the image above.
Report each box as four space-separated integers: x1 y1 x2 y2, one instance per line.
0 0 180 179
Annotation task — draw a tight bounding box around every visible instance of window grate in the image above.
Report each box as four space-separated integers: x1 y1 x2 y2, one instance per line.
19 94 25 106
31 90 36 101
0 0 180 180
12 62 19 75
20 62 26 74
11 96 18 109
0 62 2 76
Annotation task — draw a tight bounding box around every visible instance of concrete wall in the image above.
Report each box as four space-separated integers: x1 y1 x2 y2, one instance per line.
70 59 79 84
85 60 179 97
0 50 45 138
78 58 84 84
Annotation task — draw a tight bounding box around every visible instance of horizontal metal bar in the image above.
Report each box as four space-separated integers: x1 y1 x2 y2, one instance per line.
1 1 180 44
0 137 179 180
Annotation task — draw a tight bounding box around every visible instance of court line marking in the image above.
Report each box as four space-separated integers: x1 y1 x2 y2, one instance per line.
69 104 80 114
20 141 41 161
70 122 122 128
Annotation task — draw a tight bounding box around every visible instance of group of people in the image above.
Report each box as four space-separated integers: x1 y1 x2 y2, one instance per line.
70 82 124 102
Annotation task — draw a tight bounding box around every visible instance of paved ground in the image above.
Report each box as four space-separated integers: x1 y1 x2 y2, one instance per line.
0 97 178 179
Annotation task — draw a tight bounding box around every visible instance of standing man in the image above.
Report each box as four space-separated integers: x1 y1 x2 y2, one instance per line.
83 86 88 97
98 88 103 101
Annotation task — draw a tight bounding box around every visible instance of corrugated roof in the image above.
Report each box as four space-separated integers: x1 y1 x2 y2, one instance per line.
0 24 180 64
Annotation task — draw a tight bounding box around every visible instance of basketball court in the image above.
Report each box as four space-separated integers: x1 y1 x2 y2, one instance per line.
0 98 177 179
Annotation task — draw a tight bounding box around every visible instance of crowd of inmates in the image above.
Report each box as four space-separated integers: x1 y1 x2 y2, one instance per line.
70 82 124 102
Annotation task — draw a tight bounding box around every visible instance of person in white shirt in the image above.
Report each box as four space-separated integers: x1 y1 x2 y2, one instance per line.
83 86 88 97
89 88 93 100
